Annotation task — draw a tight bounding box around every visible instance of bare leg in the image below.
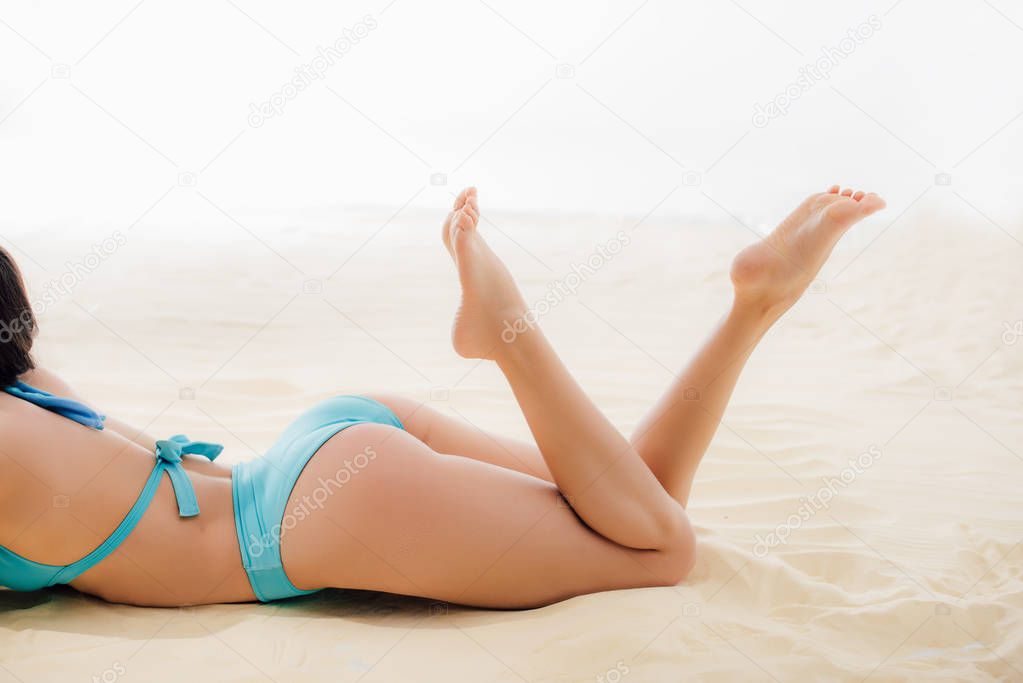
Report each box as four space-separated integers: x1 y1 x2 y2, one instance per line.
282 185 886 608
287 189 695 609
375 186 886 511
438 188 690 552
284 423 693 608
631 185 886 505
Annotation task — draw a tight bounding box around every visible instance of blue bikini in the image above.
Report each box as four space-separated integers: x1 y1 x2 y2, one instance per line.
0 383 403 601
231 395 404 601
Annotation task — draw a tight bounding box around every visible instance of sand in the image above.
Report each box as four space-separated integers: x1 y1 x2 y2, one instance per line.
1 202 1021 682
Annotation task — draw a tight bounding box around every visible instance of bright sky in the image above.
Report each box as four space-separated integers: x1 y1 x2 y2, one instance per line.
1 0 1021 236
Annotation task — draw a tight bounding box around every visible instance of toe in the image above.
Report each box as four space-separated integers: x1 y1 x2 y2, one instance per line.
840 188 854 197
454 208 476 232
858 193 886 215
453 187 471 209
825 191 886 224
852 190 865 201
827 185 840 194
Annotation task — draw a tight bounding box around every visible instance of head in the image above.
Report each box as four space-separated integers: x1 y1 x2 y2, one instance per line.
0 248 35 386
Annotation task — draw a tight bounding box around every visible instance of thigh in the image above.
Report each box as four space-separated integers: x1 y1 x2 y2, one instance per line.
363 393 554 483
282 423 692 609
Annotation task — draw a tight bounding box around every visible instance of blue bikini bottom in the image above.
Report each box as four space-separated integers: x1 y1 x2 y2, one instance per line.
231 395 404 602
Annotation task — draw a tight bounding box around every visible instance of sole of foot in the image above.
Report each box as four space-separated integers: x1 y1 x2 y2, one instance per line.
730 185 886 317
441 187 529 359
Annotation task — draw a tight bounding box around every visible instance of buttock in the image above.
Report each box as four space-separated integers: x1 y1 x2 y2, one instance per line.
230 395 404 602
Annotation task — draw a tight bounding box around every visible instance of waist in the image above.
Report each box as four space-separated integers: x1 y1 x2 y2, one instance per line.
70 471 256 605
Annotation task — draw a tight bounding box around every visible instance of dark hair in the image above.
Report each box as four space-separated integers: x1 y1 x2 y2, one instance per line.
0 248 35 387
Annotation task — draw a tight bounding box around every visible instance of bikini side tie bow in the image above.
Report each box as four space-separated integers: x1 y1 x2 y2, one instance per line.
154 435 224 518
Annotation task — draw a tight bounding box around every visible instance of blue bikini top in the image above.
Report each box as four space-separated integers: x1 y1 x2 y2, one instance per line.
4 381 107 428
0 381 223 592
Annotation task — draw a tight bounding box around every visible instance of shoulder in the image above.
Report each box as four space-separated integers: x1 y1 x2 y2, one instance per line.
17 367 82 399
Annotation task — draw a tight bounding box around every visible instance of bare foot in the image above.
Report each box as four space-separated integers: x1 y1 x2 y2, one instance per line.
441 187 528 359
730 185 886 318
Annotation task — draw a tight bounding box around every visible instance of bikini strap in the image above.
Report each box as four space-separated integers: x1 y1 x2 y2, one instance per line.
4 381 105 430
48 457 169 586
154 435 224 518
48 434 224 586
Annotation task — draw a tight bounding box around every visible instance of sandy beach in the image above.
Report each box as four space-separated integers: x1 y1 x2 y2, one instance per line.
0 201 1020 682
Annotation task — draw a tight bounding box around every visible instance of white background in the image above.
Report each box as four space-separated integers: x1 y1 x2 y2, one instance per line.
1 0 1022 237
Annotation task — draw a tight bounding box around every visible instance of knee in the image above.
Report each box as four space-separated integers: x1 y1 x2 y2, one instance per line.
648 512 697 587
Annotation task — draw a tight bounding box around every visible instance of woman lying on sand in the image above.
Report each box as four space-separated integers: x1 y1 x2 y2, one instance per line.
0 185 884 609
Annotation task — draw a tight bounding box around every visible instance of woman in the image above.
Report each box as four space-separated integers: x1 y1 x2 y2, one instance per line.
0 185 884 609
